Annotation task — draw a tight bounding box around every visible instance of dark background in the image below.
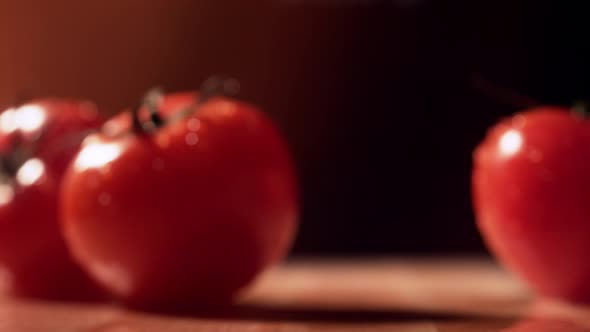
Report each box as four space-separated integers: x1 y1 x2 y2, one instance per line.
0 1 588 255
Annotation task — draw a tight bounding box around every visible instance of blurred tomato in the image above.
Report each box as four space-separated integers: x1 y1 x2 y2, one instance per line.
0 99 105 300
473 107 590 303
61 88 298 310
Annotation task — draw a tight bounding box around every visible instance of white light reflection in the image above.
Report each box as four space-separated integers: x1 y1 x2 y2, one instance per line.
16 105 47 133
75 142 123 171
16 158 46 186
499 129 523 157
0 184 15 205
0 108 17 133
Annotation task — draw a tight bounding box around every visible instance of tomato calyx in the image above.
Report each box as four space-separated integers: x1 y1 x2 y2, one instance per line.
572 102 589 118
0 126 95 184
130 76 240 135
0 146 30 181
131 87 166 134
0 134 40 182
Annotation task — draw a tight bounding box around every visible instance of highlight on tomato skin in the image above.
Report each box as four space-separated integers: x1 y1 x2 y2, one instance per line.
472 106 590 304
60 92 299 311
0 99 107 301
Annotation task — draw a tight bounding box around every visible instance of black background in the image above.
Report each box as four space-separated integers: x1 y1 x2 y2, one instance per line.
278 1 590 254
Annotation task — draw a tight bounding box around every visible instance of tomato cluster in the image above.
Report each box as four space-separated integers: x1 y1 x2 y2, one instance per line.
0 78 298 310
0 99 105 300
2 75 588 308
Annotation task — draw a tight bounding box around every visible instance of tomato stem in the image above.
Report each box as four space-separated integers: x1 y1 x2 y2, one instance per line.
0 155 18 178
131 76 240 134
132 88 165 134
573 102 588 118
169 76 240 124
0 144 30 178
471 75 541 109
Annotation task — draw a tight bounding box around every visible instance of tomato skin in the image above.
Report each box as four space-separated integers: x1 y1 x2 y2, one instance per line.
472 107 590 302
503 319 588 332
0 99 105 300
61 94 298 310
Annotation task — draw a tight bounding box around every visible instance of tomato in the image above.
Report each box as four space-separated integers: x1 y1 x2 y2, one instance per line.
504 319 588 332
0 99 105 300
60 83 298 310
472 107 590 303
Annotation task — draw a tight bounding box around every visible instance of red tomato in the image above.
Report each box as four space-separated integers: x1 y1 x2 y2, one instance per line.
472 107 590 303
60 89 298 310
504 319 588 332
0 99 105 300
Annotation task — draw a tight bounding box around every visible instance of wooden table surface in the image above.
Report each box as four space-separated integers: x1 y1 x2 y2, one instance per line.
2 257 590 331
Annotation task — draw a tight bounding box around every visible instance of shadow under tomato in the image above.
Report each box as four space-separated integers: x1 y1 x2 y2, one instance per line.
128 302 518 324
219 303 494 323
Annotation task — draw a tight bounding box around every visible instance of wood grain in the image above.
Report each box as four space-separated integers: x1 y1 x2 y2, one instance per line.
1 258 589 331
